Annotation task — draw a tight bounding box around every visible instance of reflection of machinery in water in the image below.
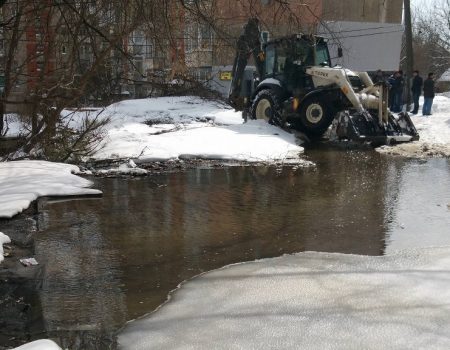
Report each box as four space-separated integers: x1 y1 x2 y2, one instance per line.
157 152 405 257
229 18 419 146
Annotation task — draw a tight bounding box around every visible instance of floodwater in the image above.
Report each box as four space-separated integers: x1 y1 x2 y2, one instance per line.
3 149 450 348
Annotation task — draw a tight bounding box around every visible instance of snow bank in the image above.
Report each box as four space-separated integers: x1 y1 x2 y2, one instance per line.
0 232 11 264
119 247 450 350
0 160 102 218
104 96 242 126
61 96 242 129
95 119 306 164
379 95 450 157
69 97 307 165
12 339 61 350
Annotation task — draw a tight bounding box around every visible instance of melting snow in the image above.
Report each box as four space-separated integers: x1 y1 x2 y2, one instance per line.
12 340 61 350
65 96 307 165
0 232 11 264
119 247 450 350
379 95 450 157
0 160 101 218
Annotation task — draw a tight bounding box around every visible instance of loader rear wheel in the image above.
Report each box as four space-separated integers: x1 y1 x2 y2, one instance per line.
250 89 282 125
293 96 335 136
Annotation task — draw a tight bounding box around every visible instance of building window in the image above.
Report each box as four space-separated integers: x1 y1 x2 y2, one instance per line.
199 24 212 49
145 42 153 59
131 30 144 56
185 22 213 52
194 67 212 81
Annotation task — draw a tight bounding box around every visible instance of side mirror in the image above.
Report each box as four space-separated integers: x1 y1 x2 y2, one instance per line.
338 47 343 58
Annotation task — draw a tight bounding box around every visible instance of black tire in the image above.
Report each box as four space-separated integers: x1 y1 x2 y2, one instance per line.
292 96 335 136
250 89 282 125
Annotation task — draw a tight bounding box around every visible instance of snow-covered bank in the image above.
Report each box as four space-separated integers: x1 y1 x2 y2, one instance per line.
379 95 450 157
0 160 102 218
70 97 308 165
119 246 450 350
12 339 61 350
0 232 11 263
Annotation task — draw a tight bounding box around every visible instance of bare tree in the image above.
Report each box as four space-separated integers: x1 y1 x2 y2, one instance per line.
1 0 325 160
0 0 151 160
413 0 450 78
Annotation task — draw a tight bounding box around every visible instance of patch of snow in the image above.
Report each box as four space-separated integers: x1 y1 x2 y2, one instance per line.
68 97 307 165
119 246 450 350
0 160 102 218
379 95 450 157
95 161 148 176
62 96 241 128
258 78 282 87
12 340 61 350
0 232 11 264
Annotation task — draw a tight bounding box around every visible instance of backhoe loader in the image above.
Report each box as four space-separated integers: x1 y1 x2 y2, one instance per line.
228 18 419 146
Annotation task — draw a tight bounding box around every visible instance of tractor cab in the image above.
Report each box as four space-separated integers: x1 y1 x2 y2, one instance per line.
228 18 418 144
262 35 332 94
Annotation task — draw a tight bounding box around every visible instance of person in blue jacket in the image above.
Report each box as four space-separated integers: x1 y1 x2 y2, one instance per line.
388 71 404 112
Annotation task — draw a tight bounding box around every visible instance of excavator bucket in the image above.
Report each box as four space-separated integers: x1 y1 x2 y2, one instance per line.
330 110 419 147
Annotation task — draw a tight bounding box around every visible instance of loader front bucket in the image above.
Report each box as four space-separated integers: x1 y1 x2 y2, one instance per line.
330 110 419 147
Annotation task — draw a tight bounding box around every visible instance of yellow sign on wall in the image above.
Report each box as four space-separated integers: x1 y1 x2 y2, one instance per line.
219 71 232 81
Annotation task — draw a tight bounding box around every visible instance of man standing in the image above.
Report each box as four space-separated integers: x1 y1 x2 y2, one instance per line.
373 69 384 84
389 71 404 112
422 73 435 116
411 70 423 114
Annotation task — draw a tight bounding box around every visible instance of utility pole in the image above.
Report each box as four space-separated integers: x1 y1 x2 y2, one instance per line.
404 0 414 109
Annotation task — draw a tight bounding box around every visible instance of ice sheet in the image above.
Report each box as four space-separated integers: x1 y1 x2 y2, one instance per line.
0 160 101 218
119 247 450 350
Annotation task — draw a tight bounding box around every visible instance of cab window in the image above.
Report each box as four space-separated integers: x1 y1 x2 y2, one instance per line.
265 44 275 76
315 43 331 66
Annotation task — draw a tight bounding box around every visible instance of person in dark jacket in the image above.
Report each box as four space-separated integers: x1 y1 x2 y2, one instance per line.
422 73 435 116
388 73 396 110
411 70 423 114
389 71 404 112
373 69 384 84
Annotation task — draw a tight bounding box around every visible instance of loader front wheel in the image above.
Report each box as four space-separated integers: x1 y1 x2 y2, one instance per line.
293 96 335 137
250 89 282 125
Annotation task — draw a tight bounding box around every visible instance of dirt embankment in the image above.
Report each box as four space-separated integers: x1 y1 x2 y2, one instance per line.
377 142 450 158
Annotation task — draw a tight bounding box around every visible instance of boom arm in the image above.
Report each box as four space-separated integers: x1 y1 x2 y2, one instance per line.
306 67 389 124
228 18 265 111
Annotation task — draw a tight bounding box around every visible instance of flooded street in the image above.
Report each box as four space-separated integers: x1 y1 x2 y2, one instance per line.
2 149 450 348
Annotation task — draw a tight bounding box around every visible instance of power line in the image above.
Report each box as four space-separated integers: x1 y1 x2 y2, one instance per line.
326 29 404 39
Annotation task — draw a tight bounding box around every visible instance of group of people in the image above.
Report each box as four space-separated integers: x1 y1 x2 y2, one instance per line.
372 69 436 116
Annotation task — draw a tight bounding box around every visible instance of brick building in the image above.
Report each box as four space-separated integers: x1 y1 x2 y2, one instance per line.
0 0 404 107
198 0 404 95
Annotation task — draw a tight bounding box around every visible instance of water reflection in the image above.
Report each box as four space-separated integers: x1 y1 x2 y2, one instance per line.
35 204 126 349
28 150 450 348
384 158 450 253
